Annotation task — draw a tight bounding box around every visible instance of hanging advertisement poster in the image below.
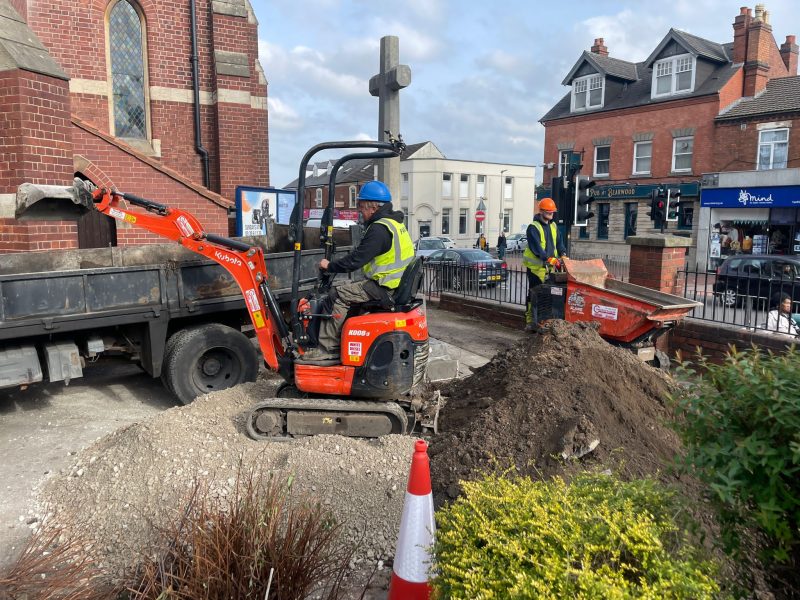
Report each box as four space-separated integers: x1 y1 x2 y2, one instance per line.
235 187 296 236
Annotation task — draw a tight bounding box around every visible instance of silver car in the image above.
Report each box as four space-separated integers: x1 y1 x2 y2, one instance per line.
415 237 446 259
506 233 527 251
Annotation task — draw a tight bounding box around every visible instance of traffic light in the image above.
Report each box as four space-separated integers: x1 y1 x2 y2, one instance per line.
666 188 681 222
573 175 596 226
647 188 666 222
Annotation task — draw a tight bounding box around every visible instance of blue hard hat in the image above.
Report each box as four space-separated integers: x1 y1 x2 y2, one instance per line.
358 180 391 202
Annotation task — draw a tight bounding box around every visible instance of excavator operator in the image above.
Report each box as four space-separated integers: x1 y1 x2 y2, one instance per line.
522 197 567 332
299 180 415 365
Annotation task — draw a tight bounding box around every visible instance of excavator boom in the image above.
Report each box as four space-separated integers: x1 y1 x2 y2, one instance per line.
91 187 286 371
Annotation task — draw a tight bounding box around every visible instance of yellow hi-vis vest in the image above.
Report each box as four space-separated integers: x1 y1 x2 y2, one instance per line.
522 220 559 281
362 217 415 289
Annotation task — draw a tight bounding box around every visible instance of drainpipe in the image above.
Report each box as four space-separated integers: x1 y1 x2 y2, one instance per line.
189 0 211 188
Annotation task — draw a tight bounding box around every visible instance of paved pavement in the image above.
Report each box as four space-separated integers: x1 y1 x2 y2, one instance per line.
0 304 522 571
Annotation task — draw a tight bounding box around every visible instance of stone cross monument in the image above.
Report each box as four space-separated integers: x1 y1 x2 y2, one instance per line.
369 35 411 202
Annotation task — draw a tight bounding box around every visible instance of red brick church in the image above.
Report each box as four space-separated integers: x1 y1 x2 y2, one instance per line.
0 0 269 252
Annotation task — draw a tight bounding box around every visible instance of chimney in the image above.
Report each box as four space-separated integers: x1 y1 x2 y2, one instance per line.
732 6 752 64
781 34 799 75
743 4 774 96
590 38 609 57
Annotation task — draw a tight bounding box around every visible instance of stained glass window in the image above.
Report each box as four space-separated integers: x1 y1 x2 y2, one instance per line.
109 0 146 139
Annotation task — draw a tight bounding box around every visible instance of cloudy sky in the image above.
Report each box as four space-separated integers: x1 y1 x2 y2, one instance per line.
250 0 796 188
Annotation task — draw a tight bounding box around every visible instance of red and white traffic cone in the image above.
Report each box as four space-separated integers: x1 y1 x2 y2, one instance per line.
388 439 436 600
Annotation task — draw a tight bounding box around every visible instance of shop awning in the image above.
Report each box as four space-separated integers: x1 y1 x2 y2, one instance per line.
711 207 770 226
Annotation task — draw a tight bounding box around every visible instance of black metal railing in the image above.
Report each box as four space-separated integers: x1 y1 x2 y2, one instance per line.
678 264 800 335
422 262 528 305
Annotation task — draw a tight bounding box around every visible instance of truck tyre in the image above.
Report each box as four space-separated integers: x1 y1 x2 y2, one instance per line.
162 323 259 404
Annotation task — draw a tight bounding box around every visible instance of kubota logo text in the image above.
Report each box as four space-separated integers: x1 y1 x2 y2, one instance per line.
349 330 370 337
215 251 242 267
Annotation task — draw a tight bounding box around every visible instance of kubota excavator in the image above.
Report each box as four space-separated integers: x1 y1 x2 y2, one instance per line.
84 138 432 440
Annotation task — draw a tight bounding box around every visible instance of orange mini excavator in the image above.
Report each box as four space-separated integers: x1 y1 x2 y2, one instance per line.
88 138 431 440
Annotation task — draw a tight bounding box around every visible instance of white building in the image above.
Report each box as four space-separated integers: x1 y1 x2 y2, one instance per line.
400 142 536 246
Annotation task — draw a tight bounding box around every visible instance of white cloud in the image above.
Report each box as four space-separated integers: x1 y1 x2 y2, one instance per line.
267 97 302 130
580 10 667 62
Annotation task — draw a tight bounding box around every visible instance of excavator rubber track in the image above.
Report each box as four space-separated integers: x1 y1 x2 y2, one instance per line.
245 398 409 441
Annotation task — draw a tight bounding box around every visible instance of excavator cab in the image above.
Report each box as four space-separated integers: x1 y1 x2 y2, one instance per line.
275 137 429 403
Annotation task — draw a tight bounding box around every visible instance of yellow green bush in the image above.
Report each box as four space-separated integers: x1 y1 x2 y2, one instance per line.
432 472 722 599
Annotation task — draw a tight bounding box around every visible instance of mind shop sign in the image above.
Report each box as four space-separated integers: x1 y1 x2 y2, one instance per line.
700 185 800 208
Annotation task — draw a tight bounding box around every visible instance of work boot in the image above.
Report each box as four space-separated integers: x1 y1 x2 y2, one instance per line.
524 322 542 333
296 348 339 366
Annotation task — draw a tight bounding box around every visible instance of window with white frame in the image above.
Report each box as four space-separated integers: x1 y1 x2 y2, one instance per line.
558 151 571 176
459 174 469 198
348 186 357 208
503 176 512 200
633 141 652 175
476 175 486 198
594 145 610 176
458 208 467 234
441 208 450 235
401 173 409 198
572 74 604 111
758 128 789 170
503 209 511 232
315 188 322 208
672 137 693 172
442 173 452 197
652 54 695 98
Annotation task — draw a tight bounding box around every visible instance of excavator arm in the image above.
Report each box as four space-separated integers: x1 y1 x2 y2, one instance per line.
91 187 288 371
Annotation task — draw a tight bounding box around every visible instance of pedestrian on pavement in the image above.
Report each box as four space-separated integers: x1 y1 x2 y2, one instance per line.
475 233 487 251
301 180 414 364
765 293 800 337
497 230 507 260
522 197 567 332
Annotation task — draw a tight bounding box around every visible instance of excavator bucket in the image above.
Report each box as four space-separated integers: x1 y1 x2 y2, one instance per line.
14 179 94 221
562 257 608 288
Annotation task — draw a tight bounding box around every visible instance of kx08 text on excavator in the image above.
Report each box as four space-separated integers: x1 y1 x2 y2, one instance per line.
82 138 432 441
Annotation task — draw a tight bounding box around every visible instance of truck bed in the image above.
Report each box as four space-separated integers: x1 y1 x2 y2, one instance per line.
0 224 355 340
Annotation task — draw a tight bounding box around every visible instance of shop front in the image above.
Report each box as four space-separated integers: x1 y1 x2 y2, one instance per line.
700 185 800 271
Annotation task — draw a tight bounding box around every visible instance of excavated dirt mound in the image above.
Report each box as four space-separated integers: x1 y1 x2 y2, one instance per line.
35 376 414 586
430 320 683 502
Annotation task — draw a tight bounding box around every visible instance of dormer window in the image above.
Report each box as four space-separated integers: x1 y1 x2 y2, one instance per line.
652 54 695 98
572 74 604 111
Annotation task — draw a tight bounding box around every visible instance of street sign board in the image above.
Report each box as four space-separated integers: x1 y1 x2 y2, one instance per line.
475 210 486 222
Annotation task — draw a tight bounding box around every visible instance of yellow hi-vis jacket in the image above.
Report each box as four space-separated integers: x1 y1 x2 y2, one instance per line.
362 218 415 289
522 220 559 281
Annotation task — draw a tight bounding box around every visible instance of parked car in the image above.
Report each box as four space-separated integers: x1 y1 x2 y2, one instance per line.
425 248 508 291
506 232 527 251
713 254 800 308
435 236 456 248
415 237 447 260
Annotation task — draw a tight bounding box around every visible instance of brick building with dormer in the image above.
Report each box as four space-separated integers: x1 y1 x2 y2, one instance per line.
540 4 797 268
0 0 269 253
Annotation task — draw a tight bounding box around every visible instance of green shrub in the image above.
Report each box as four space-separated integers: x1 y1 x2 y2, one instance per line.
432 472 721 599
671 347 800 562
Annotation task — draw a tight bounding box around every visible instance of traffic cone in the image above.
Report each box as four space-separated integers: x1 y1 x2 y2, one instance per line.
388 439 436 600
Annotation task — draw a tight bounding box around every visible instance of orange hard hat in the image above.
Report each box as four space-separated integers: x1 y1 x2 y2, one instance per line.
538 197 557 212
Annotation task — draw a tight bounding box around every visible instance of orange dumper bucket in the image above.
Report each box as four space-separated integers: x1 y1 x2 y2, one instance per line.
559 258 701 345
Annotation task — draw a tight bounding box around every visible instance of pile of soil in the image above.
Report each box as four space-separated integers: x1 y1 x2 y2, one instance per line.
36 375 414 585
429 320 683 502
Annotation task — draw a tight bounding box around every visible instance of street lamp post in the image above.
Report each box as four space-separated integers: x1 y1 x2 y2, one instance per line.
498 169 508 234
